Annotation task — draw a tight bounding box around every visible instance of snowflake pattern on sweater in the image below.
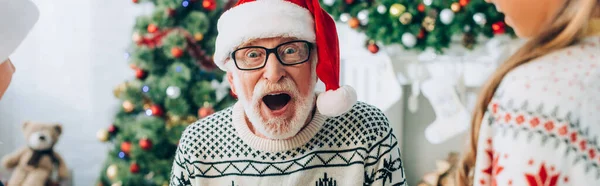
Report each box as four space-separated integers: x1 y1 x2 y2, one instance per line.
170 101 406 186
473 36 600 186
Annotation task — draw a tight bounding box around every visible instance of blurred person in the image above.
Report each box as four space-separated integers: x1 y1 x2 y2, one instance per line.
457 0 600 185
169 0 406 185
0 0 39 100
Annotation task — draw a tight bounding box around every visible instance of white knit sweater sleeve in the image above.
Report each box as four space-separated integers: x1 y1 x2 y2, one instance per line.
472 37 600 186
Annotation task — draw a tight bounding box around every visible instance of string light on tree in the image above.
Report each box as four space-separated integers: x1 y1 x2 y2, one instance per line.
106 164 118 180
122 100 134 113
473 13 487 26
389 4 406 17
118 151 127 159
451 3 461 12
440 9 454 25
377 5 387 14
339 13 350 23
323 0 335 6
402 32 417 48
166 86 181 99
182 0 189 7
357 10 369 25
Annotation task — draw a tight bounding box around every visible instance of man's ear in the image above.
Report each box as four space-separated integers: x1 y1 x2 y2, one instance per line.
227 72 237 96
54 123 62 135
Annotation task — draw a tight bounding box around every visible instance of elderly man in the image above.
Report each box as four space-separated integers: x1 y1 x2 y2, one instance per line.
0 0 39 100
170 0 406 185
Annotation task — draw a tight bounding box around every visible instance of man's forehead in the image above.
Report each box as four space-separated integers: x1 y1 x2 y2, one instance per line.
238 37 301 48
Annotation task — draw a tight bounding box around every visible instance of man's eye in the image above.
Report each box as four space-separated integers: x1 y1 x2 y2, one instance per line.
247 51 260 58
284 48 297 54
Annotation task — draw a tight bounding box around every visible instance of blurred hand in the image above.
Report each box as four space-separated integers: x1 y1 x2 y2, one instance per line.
0 58 16 100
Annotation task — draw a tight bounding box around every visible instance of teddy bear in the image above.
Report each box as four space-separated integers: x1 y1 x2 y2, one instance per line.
418 152 459 186
1 121 68 186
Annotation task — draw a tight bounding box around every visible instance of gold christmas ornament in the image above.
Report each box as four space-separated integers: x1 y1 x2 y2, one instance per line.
111 181 123 186
399 13 413 25
106 164 118 180
186 115 198 123
96 129 109 142
162 183 168 186
113 83 127 98
389 4 406 17
194 33 204 41
451 3 461 12
422 16 436 31
122 101 134 113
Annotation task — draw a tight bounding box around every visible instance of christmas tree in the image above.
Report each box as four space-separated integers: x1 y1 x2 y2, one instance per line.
320 0 514 53
96 0 236 185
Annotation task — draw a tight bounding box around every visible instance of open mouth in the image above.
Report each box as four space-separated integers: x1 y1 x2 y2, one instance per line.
262 93 291 111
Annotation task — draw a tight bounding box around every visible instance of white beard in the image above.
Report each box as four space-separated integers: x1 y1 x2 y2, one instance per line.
231 70 317 139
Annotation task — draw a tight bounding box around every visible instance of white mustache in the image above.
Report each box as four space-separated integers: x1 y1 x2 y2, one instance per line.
251 78 300 101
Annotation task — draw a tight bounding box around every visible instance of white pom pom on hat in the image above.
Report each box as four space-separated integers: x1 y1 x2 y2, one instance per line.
214 0 357 117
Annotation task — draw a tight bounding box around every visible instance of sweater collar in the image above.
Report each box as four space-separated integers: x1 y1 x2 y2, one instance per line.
231 101 327 152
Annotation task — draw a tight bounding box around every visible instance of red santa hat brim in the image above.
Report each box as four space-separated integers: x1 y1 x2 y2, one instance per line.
214 0 315 70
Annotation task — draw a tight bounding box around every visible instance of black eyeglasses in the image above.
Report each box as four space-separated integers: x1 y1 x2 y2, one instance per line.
231 40 313 70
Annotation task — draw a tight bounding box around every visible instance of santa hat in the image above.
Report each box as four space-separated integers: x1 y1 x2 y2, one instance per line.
0 0 39 62
214 0 357 117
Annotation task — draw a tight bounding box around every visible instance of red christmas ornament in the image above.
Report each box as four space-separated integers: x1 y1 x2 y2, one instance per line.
368 43 379 54
202 0 217 11
418 29 426 39
348 18 360 29
344 0 354 4
150 104 164 117
198 106 215 118
147 24 158 33
130 163 140 173
459 0 469 7
108 124 118 134
167 8 176 17
132 0 139 3
135 69 147 79
121 142 132 154
139 138 153 150
171 47 184 58
418 4 426 12
492 21 506 34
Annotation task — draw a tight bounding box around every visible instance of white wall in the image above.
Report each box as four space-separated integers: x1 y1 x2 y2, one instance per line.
0 0 148 185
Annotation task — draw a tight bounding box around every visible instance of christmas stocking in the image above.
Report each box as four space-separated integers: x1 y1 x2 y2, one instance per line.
422 78 470 144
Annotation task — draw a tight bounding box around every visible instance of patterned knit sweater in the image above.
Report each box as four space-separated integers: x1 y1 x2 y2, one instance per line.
473 36 600 186
169 101 407 186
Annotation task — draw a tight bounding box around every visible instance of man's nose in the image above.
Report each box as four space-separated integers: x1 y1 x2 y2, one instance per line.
262 53 285 83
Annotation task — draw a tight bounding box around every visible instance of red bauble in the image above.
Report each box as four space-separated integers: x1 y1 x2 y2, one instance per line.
368 43 379 54
459 0 469 6
108 125 118 134
202 0 217 11
418 4 426 12
139 138 153 150
198 106 215 119
418 29 426 39
167 8 176 17
121 142 132 154
492 21 506 34
344 0 354 4
132 0 139 3
171 47 184 58
130 163 140 173
135 69 147 79
150 105 164 117
147 24 158 33
348 18 360 29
